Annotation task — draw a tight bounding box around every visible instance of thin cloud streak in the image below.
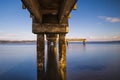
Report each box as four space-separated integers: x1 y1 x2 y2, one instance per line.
98 16 120 23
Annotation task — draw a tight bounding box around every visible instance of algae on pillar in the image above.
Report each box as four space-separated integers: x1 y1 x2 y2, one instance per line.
59 34 67 80
59 33 66 67
37 34 45 70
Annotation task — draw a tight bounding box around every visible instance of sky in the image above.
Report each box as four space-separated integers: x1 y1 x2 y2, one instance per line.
0 0 120 41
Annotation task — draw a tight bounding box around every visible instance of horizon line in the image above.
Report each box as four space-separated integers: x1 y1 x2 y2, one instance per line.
0 40 120 42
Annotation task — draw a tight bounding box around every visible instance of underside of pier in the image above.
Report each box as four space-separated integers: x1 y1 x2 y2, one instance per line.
21 0 77 72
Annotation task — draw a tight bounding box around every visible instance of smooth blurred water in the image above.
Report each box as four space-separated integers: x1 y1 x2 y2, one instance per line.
67 42 120 80
0 42 120 80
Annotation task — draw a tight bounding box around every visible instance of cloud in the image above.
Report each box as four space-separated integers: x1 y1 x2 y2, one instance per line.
98 16 120 23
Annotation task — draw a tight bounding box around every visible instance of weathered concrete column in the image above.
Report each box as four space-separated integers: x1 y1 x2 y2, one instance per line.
59 34 66 67
46 34 57 51
53 41 57 51
47 41 51 51
37 34 45 70
59 33 66 80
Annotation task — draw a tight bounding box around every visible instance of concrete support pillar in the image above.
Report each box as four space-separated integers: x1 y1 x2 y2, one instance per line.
59 34 66 80
37 34 45 70
53 40 57 51
46 34 57 51
47 41 51 51
59 33 66 67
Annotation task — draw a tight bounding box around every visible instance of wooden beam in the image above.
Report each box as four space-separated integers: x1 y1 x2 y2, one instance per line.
59 0 77 23
41 10 58 15
66 38 86 42
21 0 42 23
22 3 26 9
73 4 77 10
32 23 69 34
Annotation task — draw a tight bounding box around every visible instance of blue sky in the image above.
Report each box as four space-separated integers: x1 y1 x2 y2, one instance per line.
0 0 120 41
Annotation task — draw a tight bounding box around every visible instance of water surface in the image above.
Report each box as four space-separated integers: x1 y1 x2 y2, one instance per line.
0 42 120 80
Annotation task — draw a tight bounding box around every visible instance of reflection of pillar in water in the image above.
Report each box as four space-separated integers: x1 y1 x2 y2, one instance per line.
59 65 66 80
46 43 59 80
37 34 45 80
59 33 66 80
37 68 45 80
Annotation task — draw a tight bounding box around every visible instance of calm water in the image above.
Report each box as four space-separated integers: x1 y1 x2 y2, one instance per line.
0 42 120 80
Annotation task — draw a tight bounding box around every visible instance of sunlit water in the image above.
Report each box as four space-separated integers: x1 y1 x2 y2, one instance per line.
0 42 120 80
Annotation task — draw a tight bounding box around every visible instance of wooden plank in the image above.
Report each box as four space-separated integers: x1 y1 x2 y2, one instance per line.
66 39 86 42
32 23 69 34
59 0 78 23
41 10 58 15
22 3 26 9
21 0 42 23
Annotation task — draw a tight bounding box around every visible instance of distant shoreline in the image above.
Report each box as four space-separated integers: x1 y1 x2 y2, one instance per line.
0 40 120 44
0 40 36 44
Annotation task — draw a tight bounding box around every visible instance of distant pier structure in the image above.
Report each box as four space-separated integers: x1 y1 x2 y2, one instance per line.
21 0 78 71
66 38 86 45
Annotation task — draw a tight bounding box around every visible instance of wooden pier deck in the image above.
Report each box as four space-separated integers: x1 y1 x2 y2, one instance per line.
66 38 86 45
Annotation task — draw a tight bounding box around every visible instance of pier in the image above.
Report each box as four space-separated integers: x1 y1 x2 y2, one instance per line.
21 0 77 71
66 38 86 45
